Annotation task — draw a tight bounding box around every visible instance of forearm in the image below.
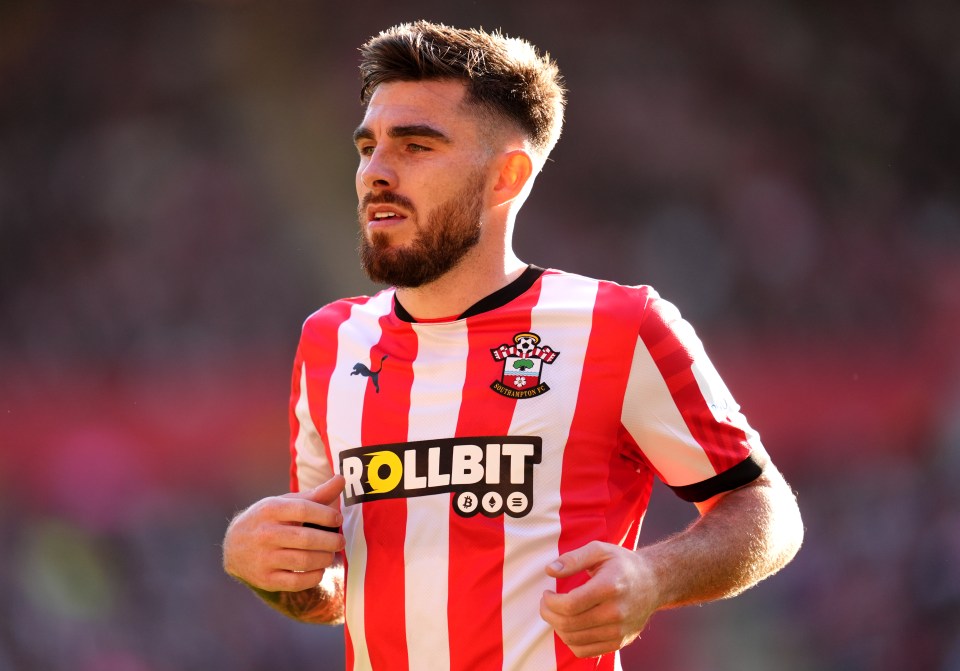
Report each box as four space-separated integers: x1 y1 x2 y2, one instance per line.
642 467 803 611
244 562 346 625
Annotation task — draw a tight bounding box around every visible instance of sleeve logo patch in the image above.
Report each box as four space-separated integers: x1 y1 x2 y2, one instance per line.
339 436 542 518
490 332 559 399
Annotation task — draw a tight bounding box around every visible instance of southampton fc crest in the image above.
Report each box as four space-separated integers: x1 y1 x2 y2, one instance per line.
490 332 559 399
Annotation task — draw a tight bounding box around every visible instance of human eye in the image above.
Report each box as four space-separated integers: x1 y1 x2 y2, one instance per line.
407 143 431 153
357 143 375 157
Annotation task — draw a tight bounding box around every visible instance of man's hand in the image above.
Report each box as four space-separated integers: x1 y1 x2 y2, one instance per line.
223 475 346 594
540 468 803 659
539 541 659 658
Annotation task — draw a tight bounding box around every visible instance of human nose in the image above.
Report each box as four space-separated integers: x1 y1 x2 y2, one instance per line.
358 147 397 190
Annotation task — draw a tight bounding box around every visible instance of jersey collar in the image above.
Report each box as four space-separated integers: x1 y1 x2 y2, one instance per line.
393 265 545 323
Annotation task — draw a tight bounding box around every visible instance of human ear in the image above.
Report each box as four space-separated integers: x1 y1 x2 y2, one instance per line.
492 150 534 204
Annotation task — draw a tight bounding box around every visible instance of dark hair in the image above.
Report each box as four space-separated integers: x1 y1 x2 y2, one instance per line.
359 21 566 157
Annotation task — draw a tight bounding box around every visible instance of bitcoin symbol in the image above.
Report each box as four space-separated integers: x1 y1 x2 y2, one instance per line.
457 492 478 514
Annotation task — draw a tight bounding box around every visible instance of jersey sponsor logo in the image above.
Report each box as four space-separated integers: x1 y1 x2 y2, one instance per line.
490 332 559 399
339 436 542 518
350 354 388 393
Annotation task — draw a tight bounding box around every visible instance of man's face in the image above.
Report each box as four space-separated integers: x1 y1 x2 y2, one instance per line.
353 80 493 288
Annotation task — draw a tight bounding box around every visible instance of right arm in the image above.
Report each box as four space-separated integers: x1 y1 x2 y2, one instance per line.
222 475 347 624
245 558 346 625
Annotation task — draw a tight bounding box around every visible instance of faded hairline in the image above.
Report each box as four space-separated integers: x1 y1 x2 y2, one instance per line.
359 22 565 164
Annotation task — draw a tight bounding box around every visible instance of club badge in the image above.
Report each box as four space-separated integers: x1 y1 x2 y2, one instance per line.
490 332 559 399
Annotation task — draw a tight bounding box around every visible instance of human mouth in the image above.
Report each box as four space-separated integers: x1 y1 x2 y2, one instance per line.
362 190 413 215
366 205 410 229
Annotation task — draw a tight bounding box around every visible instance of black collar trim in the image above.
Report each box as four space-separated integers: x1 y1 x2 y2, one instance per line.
394 265 545 323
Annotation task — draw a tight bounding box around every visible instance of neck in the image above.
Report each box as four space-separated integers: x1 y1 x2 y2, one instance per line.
395 246 527 321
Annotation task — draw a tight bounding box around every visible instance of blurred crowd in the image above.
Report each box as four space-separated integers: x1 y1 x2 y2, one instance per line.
1 1 958 669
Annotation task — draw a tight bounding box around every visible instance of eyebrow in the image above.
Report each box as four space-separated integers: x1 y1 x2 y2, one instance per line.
352 124 452 146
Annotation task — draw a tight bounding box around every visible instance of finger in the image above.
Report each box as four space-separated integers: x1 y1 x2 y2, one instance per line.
267 497 342 530
545 540 609 579
541 592 576 628
296 477 346 531
563 637 623 660
285 475 346 506
540 592 620 629
271 548 339 574
543 603 623 659
271 523 345 552
266 568 328 593
308 474 346 504
556 622 623 647
277 476 347 529
541 573 613 618
541 589 587 619
300 510 344 534
541 588 604 621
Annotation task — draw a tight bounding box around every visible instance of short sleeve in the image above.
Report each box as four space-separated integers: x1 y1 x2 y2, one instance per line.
289 352 334 492
620 290 766 502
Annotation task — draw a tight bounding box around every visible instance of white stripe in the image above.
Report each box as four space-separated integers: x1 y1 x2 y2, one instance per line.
620 334 717 487
501 273 599 671
327 291 394 671
344 511 370 671
293 362 334 491
402 323 468 671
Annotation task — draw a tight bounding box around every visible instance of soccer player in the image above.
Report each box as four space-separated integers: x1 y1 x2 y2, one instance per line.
222 21 804 671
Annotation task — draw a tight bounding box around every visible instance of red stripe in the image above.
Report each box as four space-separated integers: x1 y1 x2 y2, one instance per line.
290 297 368 492
361 313 417 671
608 425 654 550
638 296 751 474
554 281 644 669
447 281 542 671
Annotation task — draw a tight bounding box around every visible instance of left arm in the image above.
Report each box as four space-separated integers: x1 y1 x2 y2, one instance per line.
539 463 803 658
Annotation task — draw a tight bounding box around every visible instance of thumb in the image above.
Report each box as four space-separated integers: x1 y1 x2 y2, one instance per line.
288 474 346 506
546 541 610 578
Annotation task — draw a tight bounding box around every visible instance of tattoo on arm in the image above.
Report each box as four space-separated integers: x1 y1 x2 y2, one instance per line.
247 565 345 625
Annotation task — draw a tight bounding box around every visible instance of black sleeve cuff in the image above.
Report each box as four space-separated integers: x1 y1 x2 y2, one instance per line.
668 453 767 503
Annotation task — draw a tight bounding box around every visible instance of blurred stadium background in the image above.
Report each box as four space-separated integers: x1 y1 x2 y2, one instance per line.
1 1 959 669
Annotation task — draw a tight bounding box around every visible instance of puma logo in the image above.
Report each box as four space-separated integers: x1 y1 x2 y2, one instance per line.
351 355 388 393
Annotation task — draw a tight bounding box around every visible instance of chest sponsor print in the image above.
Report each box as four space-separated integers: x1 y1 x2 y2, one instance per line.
339 436 542 518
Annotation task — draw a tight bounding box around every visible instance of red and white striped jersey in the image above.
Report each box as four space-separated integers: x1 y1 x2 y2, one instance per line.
289 267 765 671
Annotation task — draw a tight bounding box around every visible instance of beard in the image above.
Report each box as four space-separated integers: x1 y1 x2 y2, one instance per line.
358 170 485 288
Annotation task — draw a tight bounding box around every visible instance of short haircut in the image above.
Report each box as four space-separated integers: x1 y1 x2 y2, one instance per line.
359 21 566 159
